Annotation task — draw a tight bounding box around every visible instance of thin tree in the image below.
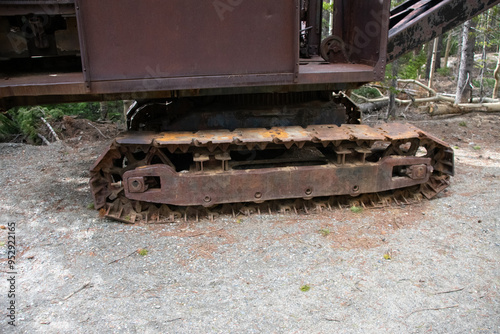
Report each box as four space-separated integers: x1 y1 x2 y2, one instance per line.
455 20 471 105
443 31 453 68
478 10 490 99
425 42 433 80
493 46 500 98
388 59 399 119
455 26 463 78
428 38 439 88
100 101 108 120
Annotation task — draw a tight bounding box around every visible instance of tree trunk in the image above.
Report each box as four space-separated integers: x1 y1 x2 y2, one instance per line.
478 10 489 99
455 21 471 105
388 59 399 119
443 32 452 68
479 39 487 99
493 47 500 99
455 26 463 78
100 101 108 120
428 38 439 89
425 43 433 80
329 0 334 34
435 35 443 70
464 20 476 100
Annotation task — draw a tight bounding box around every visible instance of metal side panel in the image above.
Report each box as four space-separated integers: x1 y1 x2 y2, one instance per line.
76 0 297 84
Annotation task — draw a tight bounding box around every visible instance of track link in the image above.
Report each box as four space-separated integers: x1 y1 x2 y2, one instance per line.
89 123 454 223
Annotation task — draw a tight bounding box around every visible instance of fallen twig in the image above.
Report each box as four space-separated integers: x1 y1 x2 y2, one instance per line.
87 122 109 139
108 250 137 264
63 281 93 300
37 133 51 145
41 117 60 141
9 134 21 143
407 305 459 318
323 318 341 322
185 228 224 238
392 218 401 229
279 227 322 248
432 287 465 295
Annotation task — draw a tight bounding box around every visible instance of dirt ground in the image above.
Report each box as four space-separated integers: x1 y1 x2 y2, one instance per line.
0 110 499 333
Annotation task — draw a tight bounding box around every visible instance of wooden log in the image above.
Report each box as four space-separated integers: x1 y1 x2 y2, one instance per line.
457 103 500 112
428 103 461 115
428 102 500 115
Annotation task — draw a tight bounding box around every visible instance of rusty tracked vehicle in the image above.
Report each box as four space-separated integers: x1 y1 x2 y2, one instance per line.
1 0 498 223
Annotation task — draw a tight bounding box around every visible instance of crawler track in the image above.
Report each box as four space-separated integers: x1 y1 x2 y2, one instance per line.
90 123 454 223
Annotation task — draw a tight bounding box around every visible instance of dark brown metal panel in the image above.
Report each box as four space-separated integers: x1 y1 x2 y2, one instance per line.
328 0 390 80
78 0 296 82
0 0 393 107
387 0 500 62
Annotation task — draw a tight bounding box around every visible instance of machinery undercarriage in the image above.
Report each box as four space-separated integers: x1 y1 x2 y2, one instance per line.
90 94 454 223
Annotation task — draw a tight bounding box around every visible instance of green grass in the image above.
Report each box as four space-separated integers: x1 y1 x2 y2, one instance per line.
300 285 311 292
472 78 496 89
319 228 330 237
350 206 363 213
436 67 451 76
352 86 383 100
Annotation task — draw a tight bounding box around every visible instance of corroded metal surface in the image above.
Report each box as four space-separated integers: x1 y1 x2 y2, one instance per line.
90 123 454 223
0 0 390 109
121 156 432 207
2 0 498 109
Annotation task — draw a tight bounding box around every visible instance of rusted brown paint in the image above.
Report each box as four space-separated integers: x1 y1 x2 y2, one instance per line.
1 0 497 109
90 123 454 211
109 123 426 152
1 0 390 109
122 156 432 207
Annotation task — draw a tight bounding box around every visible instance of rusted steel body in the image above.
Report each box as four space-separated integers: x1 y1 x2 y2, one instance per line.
90 122 454 223
1 0 498 109
1 0 390 109
2 0 498 109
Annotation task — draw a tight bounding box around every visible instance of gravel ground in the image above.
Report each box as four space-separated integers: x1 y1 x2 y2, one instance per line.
0 112 499 333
